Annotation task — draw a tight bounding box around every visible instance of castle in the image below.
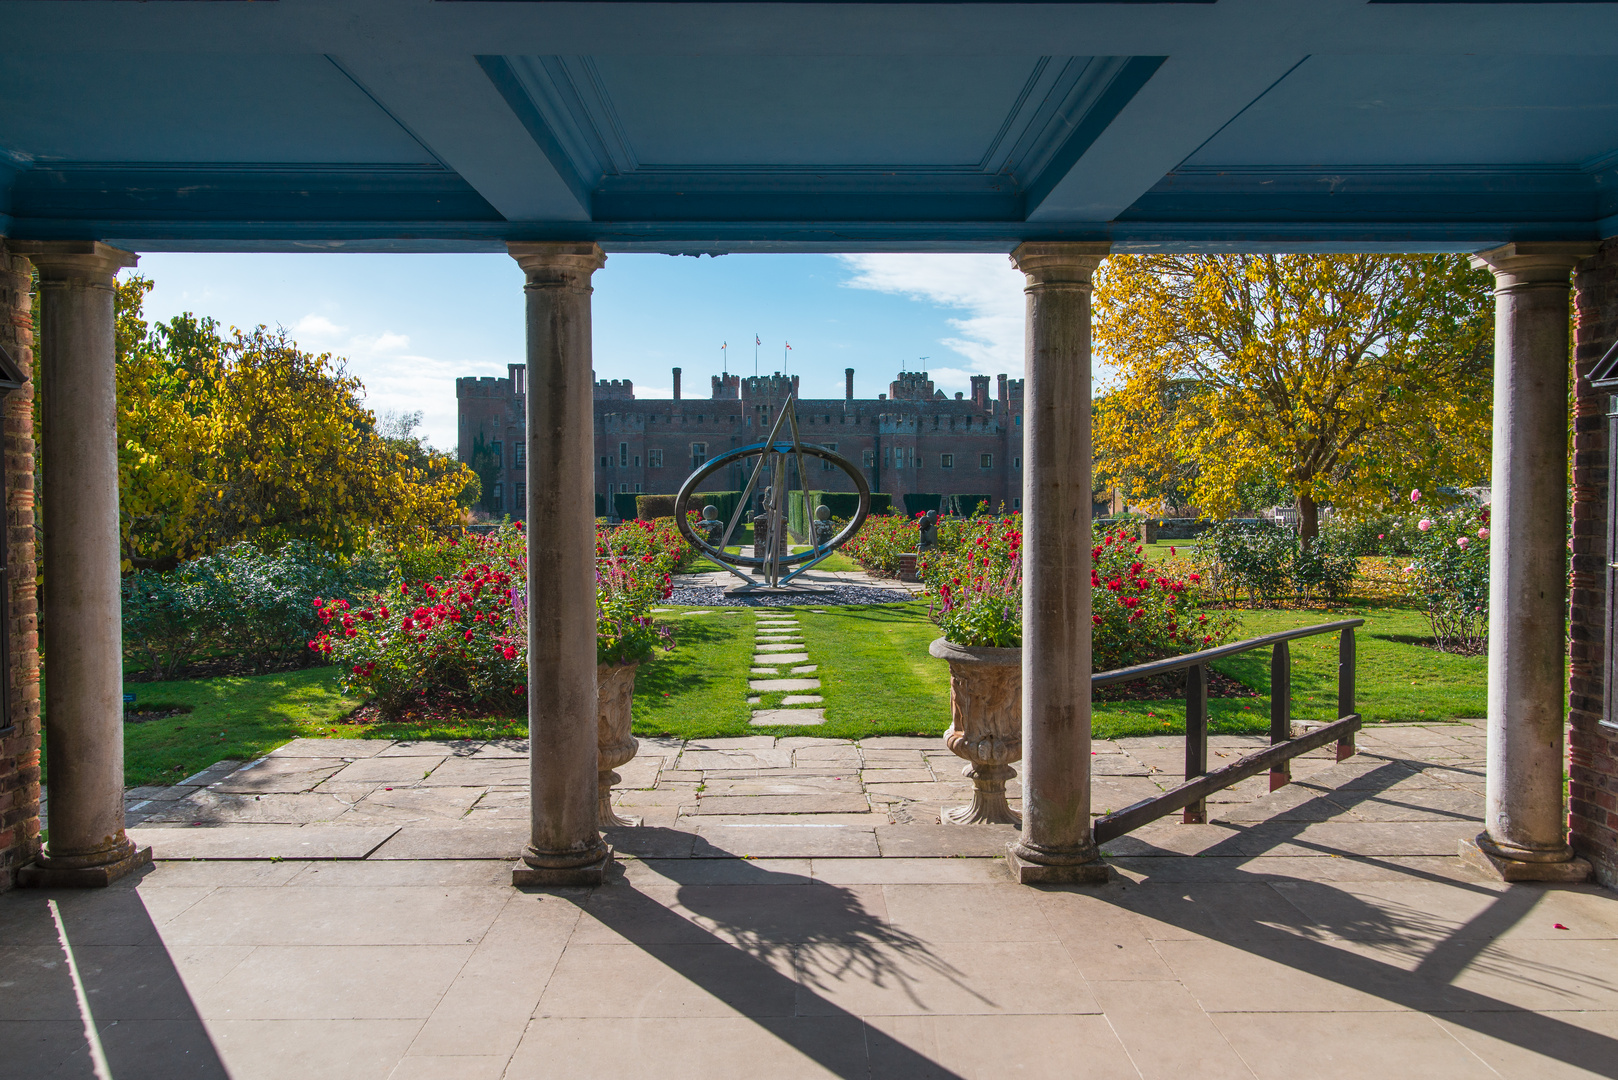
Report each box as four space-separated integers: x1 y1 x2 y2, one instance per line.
457 365 1026 518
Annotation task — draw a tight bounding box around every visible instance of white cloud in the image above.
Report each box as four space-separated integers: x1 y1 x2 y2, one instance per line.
368 331 411 353
837 254 1024 383
292 313 346 340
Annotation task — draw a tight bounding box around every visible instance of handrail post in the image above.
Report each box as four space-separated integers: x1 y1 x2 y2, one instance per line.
1269 641 1291 791
1337 628 1357 761
1183 664 1208 824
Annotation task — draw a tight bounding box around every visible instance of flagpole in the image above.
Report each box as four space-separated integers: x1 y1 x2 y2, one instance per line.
754 335 759 378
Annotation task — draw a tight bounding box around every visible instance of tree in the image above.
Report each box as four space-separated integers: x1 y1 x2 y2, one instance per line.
1093 254 1495 543
114 276 478 568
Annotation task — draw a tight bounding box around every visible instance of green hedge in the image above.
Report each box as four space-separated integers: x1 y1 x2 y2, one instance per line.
595 494 607 518
787 490 892 540
613 492 639 520
903 493 943 517
636 494 678 520
943 493 992 517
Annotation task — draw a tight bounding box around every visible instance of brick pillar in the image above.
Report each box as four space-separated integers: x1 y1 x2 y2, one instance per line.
1572 239 1618 891
0 240 41 892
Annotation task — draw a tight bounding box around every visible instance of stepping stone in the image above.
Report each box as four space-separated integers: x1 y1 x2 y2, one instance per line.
681 610 712 616
758 618 798 623
754 653 809 665
750 678 821 691
790 665 818 674
782 695 823 705
756 643 807 652
750 709 828 727
751 667 782 675
748 696 761 704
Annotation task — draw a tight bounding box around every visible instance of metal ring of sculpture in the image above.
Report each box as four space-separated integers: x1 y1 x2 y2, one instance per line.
673 441 871 570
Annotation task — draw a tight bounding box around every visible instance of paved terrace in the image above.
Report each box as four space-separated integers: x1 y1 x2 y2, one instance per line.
7 718 1617 1078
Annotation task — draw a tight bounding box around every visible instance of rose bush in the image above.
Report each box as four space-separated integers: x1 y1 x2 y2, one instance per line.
312 521 674 716
1402 495 1491 654
841 513 919 577
919 515 1236 669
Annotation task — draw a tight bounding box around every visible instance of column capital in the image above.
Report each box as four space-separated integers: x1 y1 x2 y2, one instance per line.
1469 241 1599 287
14 241 137 284
507 241 606 287
1010 242 1111 288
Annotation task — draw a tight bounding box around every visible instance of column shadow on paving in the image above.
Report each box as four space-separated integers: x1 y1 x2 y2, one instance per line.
6 719 1618 1079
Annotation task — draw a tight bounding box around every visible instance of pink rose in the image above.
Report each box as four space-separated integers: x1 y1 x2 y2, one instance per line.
1418 518 1432 532
1477 527 1489 540
1457 537 1470 549
1410 489 1422 503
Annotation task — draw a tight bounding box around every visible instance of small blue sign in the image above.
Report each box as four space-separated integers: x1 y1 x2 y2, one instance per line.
123 693 136 704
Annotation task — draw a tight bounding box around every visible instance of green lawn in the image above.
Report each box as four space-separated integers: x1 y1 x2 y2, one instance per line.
101 595 1486 786
98 668 363 788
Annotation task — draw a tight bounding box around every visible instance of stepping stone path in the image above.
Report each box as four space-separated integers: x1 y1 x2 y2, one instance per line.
748 612 825 726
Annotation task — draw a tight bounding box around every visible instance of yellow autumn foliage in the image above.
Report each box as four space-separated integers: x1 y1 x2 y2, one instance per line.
114 276 475 569
1092 254 1495 538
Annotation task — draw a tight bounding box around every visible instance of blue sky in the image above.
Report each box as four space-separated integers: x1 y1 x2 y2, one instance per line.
130 252 1028 451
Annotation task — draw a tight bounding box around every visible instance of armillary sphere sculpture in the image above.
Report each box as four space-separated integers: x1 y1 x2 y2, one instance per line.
674 393 871 594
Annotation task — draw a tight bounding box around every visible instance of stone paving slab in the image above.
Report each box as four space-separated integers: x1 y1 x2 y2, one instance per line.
748 678 822 691
688 794 871 815
130 825 398 860
749 708 828 726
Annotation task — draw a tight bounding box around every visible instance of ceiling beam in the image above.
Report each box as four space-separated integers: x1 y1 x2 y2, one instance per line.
329 51 590 222
1026 51 1307 223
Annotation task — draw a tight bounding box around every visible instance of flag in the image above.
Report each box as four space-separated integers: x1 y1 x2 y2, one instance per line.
785 342 792 351
755 335 761 346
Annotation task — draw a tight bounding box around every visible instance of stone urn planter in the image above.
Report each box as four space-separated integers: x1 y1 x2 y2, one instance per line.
928 638 1022 826
597 662 641 828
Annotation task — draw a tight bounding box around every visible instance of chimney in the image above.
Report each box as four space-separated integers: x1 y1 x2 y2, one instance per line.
672 367 682 401
845 368 855 400
970 374 991 410
997 373 1007 404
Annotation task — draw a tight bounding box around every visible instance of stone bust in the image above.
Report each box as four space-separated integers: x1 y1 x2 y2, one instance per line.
811 503 835 547
918 509 940 551
694 504 726 545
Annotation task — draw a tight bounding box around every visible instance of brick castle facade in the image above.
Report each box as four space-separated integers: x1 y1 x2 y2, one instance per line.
457 365 1027 517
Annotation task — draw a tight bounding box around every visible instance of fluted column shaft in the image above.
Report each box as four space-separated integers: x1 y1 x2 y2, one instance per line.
509 242 611 886
1007 242 1111 885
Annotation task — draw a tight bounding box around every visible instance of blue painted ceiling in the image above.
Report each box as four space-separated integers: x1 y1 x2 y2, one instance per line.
0 1 1616 252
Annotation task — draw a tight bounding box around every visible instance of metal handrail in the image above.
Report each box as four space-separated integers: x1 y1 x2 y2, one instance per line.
1092 618 1364 687
1090 617 1365 844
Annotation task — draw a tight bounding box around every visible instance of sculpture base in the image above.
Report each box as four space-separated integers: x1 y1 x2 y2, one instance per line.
1007 844 1111 885
724 582 836 596
512 846 613 887
18 845 151 888
1459 836 1592 883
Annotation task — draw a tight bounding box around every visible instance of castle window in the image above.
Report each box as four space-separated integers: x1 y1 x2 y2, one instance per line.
1015 414 1021 426
492 483 503 512
634 456 640 467
634 483 642 493
692 443 707 468
1014 498 1022 509
620 483 628 493
601 456 611 468
619 442 628 467
822 443 837 470
1014 456 1021 469
514 483 526 504
863 450 874 468
649 449 663 468
941 454 953 469
980 453 994 469
514 443 525 467
492 440 504 467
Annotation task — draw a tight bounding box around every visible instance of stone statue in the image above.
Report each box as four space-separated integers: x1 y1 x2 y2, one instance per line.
918 509 940 552
694 504 726 546
752 488 785 560
811 503 835 547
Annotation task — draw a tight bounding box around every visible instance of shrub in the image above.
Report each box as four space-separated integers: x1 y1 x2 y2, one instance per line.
1404 500 1491 654
636 494 677 520
918 515 1237 667
1198 520 1356 606
121 540 392 676
313 522 675 716
841 513 918 576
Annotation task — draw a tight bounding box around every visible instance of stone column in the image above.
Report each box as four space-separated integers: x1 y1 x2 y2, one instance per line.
15 242 146 888
1006 242 1110 885
1463 242 1596 882
508 242 611 887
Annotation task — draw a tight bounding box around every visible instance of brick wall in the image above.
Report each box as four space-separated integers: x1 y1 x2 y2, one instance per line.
0 240 40 891
1571 238 1618 890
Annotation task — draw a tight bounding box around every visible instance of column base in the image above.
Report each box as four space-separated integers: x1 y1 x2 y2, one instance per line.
1459 835 1592 883
512 845 613 887
18 845 151 888
1007 843 1111 885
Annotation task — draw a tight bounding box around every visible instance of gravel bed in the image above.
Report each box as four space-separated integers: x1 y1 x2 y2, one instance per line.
668 584 915 607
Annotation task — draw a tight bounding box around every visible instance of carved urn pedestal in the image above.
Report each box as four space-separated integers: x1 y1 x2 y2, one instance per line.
597 662 641 828
928 638 1022 826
